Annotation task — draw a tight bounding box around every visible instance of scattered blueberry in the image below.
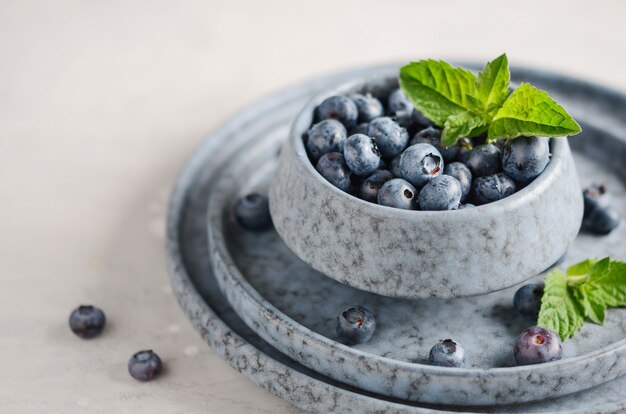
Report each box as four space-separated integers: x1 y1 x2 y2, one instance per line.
459 144 502 177
69 305 106 339
344 134 381 176
316 152 352 192
350 93 384 123
317 95 358 129
514 326 562 365
444 162 472 202
377 178 417 210
389 155 402 177
582 184 621 235
399 143 443 188
336 306 376 344
410 127 459 162
472 173 516 205
513 283 544 317
128 350 163 381
429 339 465 368
387 88 413 117
368 117 409 159
502 136 550 183
418 175 462 211
306 119 347 162
233 193 272 232
360 170 394 203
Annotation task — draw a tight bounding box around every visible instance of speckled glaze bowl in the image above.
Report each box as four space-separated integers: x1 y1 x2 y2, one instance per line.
269 74 584 298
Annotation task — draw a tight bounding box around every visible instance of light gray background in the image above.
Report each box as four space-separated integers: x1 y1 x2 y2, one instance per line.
1 1 625 413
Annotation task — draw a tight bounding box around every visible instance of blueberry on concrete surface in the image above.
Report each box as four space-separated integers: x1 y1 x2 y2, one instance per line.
316 95 358 129
305 119 347 162
316 152 352 192
444 162 472 202
367 117 409 159
69 305 106 339
336 306 376 344
387 88 413 117
410 127 459 162
233 193 272 232
429 339 465 368
343 134 381 176
128 350 163 381
359 170 394 203
418 175 462 211
399 143 443 188
472 173 516 205
514 326 562 365
459 144 502 177
502 136 550 183
582 184 620 235
377 178 417 210
349 93 384 123
513 283 544 317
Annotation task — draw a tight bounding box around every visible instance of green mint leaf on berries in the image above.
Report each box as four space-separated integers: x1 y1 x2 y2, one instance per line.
399 54 582 148
538 258 626 340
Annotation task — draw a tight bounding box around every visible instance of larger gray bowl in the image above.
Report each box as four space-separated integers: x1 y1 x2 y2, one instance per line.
269 74 584 298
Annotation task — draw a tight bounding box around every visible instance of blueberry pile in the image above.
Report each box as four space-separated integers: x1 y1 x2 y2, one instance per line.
306 90 552 210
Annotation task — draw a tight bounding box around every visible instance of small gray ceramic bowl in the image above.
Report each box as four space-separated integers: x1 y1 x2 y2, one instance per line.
269 72 584 298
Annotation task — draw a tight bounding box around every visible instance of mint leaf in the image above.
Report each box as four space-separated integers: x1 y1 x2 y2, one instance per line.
399 60 477 126
474 53 510 113
538 269 585 341
576 259 626 324
487 83 582 141
441 111 487 147
566 258 598 278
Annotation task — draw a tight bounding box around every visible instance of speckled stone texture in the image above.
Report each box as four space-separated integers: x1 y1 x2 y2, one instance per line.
269 73 584 299
169 65 626 413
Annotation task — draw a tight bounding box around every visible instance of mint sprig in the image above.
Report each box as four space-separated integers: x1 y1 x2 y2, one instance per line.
538 258 626 340
399 54 582 147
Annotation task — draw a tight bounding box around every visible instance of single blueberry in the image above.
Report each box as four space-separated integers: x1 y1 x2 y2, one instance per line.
429 339 465 368
444 162 472 202
514 326 562 365
367 117 409 159
128 350 163 381
69 305 106 339
317 96 358 129
399 143 443 188
233 193 272 232
349 93 384 123
502 136 550 183
351 122 370 136
377 178 417 210
418 175 462 211
316 152 352 192
513 283 544 317
305 119 347 162
389 154 402 178
410 127 459 162
359 170 394 203
582 184 620 235
344 134 381 176
459 144 502 177
387 88 413 117
336 306 376 344
472 173 516 205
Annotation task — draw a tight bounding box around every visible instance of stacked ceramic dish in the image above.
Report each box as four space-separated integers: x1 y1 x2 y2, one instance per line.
168 64 626 413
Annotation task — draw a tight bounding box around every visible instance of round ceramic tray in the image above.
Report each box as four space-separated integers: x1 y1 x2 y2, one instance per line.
206 66 626 406
168 64 626 413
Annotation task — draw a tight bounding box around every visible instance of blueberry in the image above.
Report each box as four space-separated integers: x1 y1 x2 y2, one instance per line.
399 143 443 188
233 193 272 232
349 93 384 123
389 155 402 177
502 136 550 183
377 178 417 210
514 326 562 365
387 88 413 117
352 122 370 136
359 170 394 203
69 305 106 339
457 203 475 209
367 117 409 159
410 127 459 162
343 134 381 176
128 350 163 381
411 109 433 128
582 184 620 235
459 144 502 177
444 162 472 202
472 173 516 205
513 283 544 317
316 152 352 192
336 306 376 344
317 96 358 129
418 175 462 211
429 339 465 368
306 119 347 162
